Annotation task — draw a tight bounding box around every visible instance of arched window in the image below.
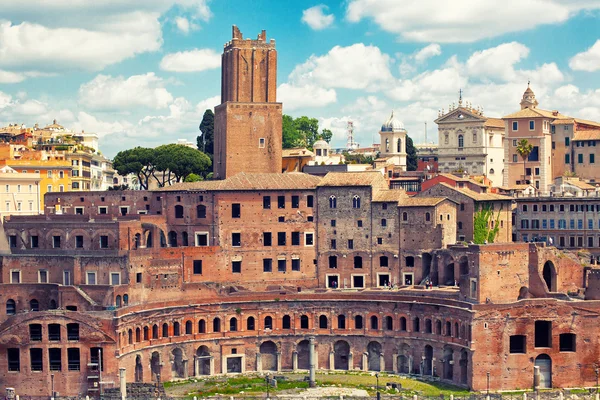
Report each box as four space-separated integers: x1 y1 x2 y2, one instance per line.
300 315 309 329
352 195 361 209
425 319 432 333
115 295 121 307
229 317 238 332
489 168 495 175
123 294 128 305
385 316 393 331
30 299 39 311
338 315 346 329
402 212 408 221
213 318 221 332
197 204 206 218
128 329 133 344
355 315 363 329
399 317 407 331
173 321 180 336
198 319 206 333
6 299 16 315
370 315 379 330
247 316 255 331
458 135 464 148
264 316 273 330
143 326 149 340
319 315 328 329
385 138 390 152
135 328 141 342
329 196 337 209
282 315 291 329
174 205 184 219
162 323 169 338
185 320 192 335
152 324 159 339
425 212 431 222
397 139 402 153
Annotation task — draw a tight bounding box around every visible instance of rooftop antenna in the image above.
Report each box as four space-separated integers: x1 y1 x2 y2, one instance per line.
424 122 427 143
458 88 463 107
346 120 355 150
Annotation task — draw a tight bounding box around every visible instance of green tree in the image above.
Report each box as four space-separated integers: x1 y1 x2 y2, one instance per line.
321 128 333 143
197 109 215 159
184 173 203 182
516 139 533 183
282 114 302 149
406 135 418 171
112 147 157 190
294 116 320 149
154 144 212 185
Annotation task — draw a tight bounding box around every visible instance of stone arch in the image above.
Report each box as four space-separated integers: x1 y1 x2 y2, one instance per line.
185 320 192 335
133 233 141 249
212 317 221 332
543 261 556 292
334 340 350 370
49 299 57 310
198 319 206 333
443 346 454 380
300 314 309 329
423 345 433 375
150 351 160 381
196 345 211 375
367 341 382 371
260 340 278 371
296 339 310 370
144 230 153 248
159 229 167 248
152 324 158 339
398 343 411 374
171 348 185 378
282 315 291 329
162 323 169 338
444 258 456 285
264 315 273 330
168 231 178 247
135 354 143 382
459 256 469 276
399 316 407 331
229 317 238 332
247 316 255 330
181 231 189 246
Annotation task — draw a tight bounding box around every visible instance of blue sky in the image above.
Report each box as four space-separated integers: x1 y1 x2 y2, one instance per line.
1 0 600 157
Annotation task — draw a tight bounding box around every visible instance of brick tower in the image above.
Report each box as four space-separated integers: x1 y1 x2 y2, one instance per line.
213 26 283 179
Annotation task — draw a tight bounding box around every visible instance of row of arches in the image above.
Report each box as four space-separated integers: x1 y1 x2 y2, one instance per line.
328 195 361 209
6 298 57 315
120 313 471 349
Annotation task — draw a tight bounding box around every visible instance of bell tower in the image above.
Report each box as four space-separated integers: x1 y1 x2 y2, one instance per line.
520 82 539 110
213 26 283 179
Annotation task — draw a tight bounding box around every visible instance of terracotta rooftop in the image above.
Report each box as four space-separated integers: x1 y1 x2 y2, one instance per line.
317 171 386 188
436 173 488 187
433 182 513 201
372 189 407 203
164 172 322 192
484 118 505 129
573 130 600 141
503 108 569 119
400 197 449 207
562 179 597 190
282 148 314 157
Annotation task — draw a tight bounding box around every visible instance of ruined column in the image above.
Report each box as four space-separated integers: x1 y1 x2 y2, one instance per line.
329 351 335 370
183 360 189 379
309 336 316 388
379 353 385 372
256 352 262 372
408 355 413 374
348 352 353 371
362 352 368 371
392 354 398 373
292 351 298 371
119 367 126 400
533 366 540 390
276 352 282 372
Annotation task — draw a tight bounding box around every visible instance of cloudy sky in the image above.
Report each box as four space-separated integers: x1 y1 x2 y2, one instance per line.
1 1 600 157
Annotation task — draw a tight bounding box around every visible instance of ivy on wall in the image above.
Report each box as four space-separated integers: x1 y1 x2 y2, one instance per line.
473 202 503 244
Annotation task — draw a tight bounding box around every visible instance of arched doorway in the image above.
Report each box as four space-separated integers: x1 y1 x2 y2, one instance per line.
445 262 455 285
297 340 310 370
133 233 141 249
460 350 468 385
159 230 167 248
398 343 410 374
423 345 433 375
150 352 160 381
367 341 382 371
196 346 211 375
171 348 185 378
542 261 556 292
443 346 454 381
334 340 350 370
135 355 143 382
535 354 552 389
459 256 469 276
260 341 277 371
422 253 432 282
168 231 177 247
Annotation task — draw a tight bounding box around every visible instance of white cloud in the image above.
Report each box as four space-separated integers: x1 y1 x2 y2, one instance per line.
466 42 530 81
414 44 441 63
174 17 199 34
288 43 394 90
302 5 335 30
78 73 174 111
342 96 388 112
0 91 12 109
278 84 337 111
346 0 600 42
0 70 25 84
196 95 220 113
569 40 600 71
159 49 221 72
0 18 162 72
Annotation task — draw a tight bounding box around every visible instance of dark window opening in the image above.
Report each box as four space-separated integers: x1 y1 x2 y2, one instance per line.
7 348 20 371
354 256 362 268
263 196 271 209
264 316 273 330
278 232 286 246
232 261 241 273
100 235 109 249
30 348 43 371
282 315 291 329
355 315 363 329
232 232 241 247
535 320 552 347
413 318 420 332
292 232 300 246
6 299 15 315
278 259 286 272
30 324 42 341
8 235 16 248
247 317 255 330
263 258 272 272
509 335 526 354
53 235 61 248
232 203 241 218
173 322 180 336
48 324 61 341
400 317 407 331
185 320 192 335
319 315 328 329
385 316 393 331
307 195 314 207
67 323 79 341
174 205 184 219
67 348 80 371
213 318 221 332
406 256 415 267
75 235 83 248
31 235 39 248
49 348 62 371
278 196 285 209
292 258 300 271
193 260 203 275
370 315 379 330
329 256 337 269
292 195 300 208
338 315 346 329
353 275 364 288
263 232 272 246
196 204 206 218
136 272 142 283
30 299 39 311
198 320 206 333
559 333 576 352
229 318 238 332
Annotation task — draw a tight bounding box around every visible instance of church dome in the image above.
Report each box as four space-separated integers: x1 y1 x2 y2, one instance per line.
381 111 404 132
313 139 329 149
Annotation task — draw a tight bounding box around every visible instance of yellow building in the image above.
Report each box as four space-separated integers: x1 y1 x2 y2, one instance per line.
0 157 72 211
0 166 41 218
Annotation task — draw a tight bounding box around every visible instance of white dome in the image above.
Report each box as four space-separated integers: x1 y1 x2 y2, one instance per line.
313 139 329 149
381 111 405 132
